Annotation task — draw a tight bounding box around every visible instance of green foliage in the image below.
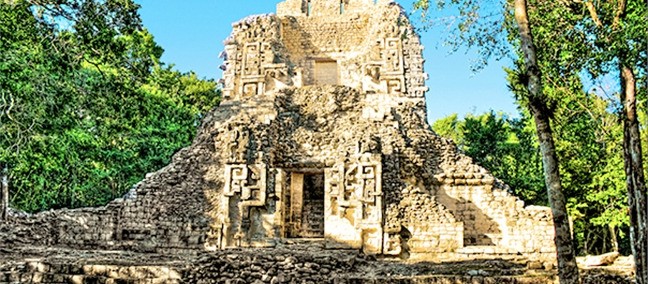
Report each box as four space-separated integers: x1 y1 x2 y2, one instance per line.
431 113 463 143
580 0 647 77
412 0 512 71
552 90 629 254
432 111 546 204
431 90 631 255
463 112 547 203
0 0 220 212
414 0 644 259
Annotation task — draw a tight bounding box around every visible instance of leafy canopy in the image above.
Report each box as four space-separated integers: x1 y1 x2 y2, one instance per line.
0 0 221 212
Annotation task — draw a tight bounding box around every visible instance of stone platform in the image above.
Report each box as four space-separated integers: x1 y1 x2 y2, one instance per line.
0 244 634 284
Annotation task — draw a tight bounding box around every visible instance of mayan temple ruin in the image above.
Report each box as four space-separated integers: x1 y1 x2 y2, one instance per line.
0 0 568 283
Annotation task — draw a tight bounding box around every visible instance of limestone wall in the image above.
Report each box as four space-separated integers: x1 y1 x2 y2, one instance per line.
1 207 116 248
222 0 428 113
1 144 216 253
435 169 555 255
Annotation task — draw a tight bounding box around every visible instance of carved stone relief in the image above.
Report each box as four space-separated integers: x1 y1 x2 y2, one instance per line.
243 43 262 77
224 40 291 98
221 44 238 98
378 38 406 95
382 38 403 73
221 164 268 248
324 155 383 254
223 124 250 164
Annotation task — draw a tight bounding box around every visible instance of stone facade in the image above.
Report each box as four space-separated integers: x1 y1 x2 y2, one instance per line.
0 0 556 269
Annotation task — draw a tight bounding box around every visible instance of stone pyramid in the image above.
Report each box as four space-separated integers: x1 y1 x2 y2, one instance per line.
1 0 556 265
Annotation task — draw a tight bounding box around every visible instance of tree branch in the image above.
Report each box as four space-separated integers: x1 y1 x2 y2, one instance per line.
584 1 602 28
612 0 626 29
0 91 16 122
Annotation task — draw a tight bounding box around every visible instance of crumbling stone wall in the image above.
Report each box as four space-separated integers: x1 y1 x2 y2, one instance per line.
1 142 214 254
0 0 557 267
0 246 634 283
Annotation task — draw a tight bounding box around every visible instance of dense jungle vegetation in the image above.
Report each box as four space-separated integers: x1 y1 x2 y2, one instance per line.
0 0 220 212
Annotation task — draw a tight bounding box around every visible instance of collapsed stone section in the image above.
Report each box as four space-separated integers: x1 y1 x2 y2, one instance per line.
1 141 214 254
0 0 557 268
0 246 634 283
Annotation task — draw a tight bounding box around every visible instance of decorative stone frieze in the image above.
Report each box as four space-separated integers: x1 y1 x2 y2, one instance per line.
220 164 268 248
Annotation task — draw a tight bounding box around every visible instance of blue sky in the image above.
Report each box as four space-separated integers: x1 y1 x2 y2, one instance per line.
134 0 520 122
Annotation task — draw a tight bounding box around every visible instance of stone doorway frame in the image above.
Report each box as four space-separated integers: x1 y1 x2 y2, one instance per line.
285 168 326 239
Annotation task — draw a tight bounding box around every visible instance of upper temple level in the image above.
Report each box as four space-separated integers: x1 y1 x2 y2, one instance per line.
277 0 393 17
220 0 429 102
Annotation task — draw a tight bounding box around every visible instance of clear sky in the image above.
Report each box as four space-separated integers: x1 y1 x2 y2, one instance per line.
134 0 520 123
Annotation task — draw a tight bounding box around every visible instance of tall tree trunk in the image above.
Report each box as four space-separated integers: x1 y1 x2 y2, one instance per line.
585 1 647 281
513 0 580 282
1 165 8 222
620 63 648 284
610 225 619 253
528 99 580 283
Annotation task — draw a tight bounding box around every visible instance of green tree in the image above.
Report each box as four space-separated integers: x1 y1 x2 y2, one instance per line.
415 0 648 279
432 112 546 204
0 0 220 212
414 0 582 280
551 88 629 255
431 113 464 143
582 1 648 281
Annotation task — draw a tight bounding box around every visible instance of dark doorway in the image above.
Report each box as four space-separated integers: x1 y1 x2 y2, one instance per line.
300 173 325 237
287 171 325 238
